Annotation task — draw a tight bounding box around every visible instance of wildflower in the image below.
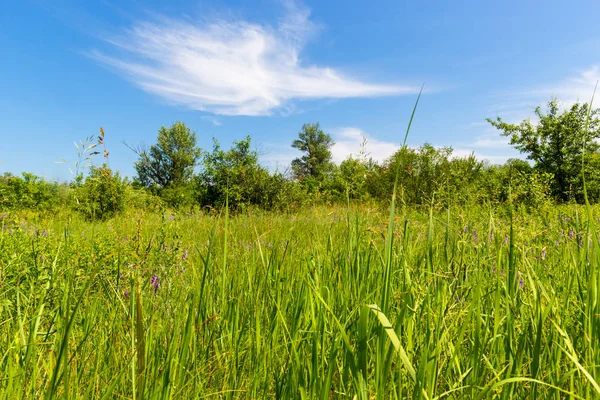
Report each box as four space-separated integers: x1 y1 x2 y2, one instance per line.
519 278 524 289
124 289 130 299
541 249 547 260
473 230 478 242
569 229 574 239
464 225 469 234
42 230 48 238
555 240 559 246
504 234 509 244
151 275 159 294
182 249 188 260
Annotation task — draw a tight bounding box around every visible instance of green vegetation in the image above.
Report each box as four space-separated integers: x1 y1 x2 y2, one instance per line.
132 122 202 190
488 98 600 203
2 96 600 397
2 203 600 398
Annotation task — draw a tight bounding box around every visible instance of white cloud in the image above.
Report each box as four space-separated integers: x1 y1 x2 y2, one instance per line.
330 127 399 164
200 115 222 126
90 2 415 116
528 66 600 106
258 127 400 172
450 148 514 164
469 132 511 148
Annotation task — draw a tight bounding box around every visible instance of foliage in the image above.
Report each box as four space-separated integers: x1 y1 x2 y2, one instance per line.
487 99 600 202
291 122 335 182
371 144 485 207
197 136 267 209
0 172 67 210
133 122 201 189
74 164 127 219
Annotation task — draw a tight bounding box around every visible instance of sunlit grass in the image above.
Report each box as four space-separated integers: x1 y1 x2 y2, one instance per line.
1 202 599 398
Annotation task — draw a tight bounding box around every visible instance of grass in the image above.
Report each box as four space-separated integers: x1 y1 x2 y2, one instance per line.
1 201 600 399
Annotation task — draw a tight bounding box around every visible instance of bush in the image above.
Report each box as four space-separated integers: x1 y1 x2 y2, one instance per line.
0 172 66 210
74 165 127 220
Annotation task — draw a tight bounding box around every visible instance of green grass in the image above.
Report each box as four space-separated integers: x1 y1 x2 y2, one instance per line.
1 202 600 398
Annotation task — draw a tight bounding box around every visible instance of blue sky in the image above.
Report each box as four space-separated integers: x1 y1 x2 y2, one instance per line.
2 0 600 181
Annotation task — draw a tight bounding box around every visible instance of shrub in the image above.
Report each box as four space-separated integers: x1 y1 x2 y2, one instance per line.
74 165 127 220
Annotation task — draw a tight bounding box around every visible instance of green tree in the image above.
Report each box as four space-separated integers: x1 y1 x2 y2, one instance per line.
134 122 201 189
487 99 600 202
291 123 334 182
198 136 272 209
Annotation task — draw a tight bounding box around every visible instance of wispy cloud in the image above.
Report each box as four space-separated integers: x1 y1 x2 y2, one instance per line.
527 66 600 105
488 66 600 123
200 115 222 126
90 2 415 116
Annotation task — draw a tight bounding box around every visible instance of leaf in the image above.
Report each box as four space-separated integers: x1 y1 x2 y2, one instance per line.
368 304 416 381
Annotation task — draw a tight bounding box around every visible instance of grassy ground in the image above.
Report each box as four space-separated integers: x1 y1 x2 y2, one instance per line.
1 202 600 399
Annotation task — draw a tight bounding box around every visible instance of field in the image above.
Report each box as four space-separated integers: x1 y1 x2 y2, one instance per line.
2 201 600 399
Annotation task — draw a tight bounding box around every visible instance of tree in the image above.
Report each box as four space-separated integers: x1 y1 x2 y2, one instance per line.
487 99 600 202
198 136 276 209
133 122 201 189
291 123 335 182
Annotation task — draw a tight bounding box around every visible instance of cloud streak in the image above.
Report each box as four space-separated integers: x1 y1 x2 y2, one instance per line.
528 66 600 105
90 3 415 116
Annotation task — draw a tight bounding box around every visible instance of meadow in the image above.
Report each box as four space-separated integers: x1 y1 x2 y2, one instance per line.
2 200 600 399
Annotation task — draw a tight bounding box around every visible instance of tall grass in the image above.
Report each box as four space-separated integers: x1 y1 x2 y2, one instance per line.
0 201 599 398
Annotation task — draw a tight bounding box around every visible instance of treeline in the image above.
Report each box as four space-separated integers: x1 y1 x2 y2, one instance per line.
1 98 599 218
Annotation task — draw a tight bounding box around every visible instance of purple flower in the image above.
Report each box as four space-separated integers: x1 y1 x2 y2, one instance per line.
124 289 130 299
473 230 478 242
555 240 559 246
182 249 188 260
504 234 509 244
519 278 524 289
541 249 547 260
569 229 574 239
42 230 48 238
151 275 159 294
464 226 469 234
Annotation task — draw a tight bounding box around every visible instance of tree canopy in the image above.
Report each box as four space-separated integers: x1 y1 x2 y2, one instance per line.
487 99 600 201
291 123 334 182
134 122 201 189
